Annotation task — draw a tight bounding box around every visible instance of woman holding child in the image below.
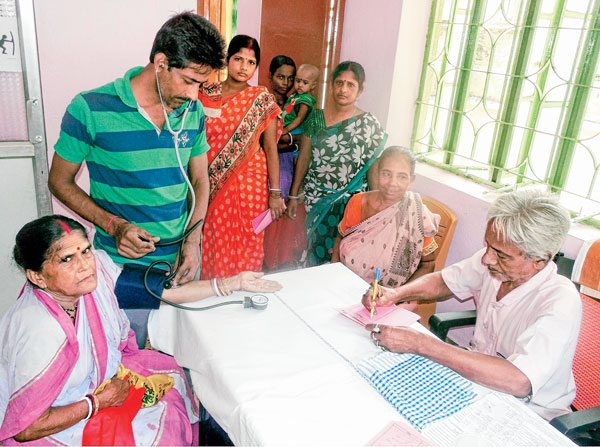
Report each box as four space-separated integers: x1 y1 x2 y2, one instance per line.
263 57 320 270
268 55 296 109
199 36 284 278
331 147 440 290
287 61 387 266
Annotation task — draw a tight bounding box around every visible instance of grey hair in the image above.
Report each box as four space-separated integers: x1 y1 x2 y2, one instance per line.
378 146 416 175
487 190 570 260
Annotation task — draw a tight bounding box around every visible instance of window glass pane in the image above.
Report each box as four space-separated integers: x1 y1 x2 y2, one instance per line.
0 0 28 141
412 0 600 222
0 71 28 141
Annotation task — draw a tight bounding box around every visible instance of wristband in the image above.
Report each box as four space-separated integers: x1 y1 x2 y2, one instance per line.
87 393 99 417
105 215 118 234
211 278 223 297
83 396 93 421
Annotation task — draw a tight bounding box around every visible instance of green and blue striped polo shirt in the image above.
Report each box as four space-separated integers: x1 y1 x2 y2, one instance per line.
54 66 210 266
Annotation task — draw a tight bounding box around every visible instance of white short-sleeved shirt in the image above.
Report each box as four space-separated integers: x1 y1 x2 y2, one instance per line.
442 248 582 420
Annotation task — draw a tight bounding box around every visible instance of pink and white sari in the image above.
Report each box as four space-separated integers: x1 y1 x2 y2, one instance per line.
0 251 198 446
339 192 440 287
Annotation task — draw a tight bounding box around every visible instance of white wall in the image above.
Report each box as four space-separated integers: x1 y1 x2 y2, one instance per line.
35 0 197 229
385 0 433 147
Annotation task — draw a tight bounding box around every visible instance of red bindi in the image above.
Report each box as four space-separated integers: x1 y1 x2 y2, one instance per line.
77 247 80 251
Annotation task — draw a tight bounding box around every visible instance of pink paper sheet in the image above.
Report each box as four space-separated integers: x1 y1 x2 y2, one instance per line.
252 209 273 234
338 303 420 327
368 421 437 446
252 204 286 234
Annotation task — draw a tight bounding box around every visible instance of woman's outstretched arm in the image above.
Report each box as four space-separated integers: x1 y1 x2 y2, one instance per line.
162 272 282 304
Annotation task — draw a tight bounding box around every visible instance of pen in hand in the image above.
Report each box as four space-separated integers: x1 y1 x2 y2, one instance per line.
370 268 380 319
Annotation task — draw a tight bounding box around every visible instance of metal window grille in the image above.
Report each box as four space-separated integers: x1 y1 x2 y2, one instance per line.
412 0 600 223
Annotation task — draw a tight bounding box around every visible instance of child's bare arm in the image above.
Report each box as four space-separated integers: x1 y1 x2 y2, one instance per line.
282 103 312 134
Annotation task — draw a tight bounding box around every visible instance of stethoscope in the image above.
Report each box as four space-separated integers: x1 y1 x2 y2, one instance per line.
139 68 269 312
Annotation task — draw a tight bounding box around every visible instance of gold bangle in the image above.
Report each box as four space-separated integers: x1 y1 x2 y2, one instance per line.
90 394 100 416
219 278 232 296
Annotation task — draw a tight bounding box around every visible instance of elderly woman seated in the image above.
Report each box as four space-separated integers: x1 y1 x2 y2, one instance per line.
331 146 440 307
0 215 281 445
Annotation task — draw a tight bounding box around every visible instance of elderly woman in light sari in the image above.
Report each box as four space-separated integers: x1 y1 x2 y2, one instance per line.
0 215 281 445
331 147 440 306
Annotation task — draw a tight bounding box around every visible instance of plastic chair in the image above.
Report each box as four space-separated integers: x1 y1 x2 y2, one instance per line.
550 240 600 444
415 196 458 327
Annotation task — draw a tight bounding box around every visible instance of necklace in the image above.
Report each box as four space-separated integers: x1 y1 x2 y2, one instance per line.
325 106 358 127
61 303 78 325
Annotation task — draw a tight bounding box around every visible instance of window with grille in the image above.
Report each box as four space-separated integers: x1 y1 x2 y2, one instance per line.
411 0 600 224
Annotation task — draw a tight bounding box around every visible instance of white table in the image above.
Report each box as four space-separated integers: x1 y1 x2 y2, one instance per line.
148 263 573 446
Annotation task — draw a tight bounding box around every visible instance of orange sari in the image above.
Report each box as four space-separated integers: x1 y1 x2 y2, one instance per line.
199 83 281 278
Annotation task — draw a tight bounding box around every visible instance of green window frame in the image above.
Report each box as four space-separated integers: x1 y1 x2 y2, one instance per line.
412 0 600 224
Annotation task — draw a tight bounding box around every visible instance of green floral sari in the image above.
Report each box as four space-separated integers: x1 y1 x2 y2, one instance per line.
302 110 387 266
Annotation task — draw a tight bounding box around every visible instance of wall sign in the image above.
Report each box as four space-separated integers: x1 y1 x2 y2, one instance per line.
0 17 21 72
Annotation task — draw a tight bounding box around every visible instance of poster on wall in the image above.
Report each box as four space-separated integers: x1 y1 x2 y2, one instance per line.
0 17 21 72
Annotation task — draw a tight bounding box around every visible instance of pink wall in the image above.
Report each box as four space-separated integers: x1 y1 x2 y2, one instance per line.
34 0 197 227
236 0 262 85
339 0 403 124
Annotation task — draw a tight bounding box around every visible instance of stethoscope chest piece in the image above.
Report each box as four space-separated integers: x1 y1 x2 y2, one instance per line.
244 294 269 310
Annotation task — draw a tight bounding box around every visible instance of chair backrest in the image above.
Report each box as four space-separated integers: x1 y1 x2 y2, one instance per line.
571 293 600 411
421 196 458 271
570 239 600 411
416 196 458 327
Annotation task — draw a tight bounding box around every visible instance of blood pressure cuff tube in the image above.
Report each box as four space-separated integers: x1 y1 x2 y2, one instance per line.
114 263 166 309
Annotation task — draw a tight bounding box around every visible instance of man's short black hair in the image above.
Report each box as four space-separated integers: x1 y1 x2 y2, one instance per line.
150 11 226 70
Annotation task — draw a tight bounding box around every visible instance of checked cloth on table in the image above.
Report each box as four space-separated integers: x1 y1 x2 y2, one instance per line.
357 352 477 429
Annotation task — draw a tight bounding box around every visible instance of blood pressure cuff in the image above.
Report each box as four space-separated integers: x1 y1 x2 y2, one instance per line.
114 263 166 310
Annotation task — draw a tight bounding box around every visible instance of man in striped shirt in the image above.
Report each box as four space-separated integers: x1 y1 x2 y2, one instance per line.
49 12 225 286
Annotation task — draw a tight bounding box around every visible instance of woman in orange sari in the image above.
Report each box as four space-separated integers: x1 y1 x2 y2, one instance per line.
199 35 284 279
332 147 440 295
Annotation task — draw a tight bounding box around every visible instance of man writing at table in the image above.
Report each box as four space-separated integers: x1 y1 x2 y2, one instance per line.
363 190 581 420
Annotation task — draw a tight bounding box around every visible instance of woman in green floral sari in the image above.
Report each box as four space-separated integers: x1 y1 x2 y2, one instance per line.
287 61 387 266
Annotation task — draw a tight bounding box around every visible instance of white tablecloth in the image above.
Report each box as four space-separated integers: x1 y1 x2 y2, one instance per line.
148 263 573 446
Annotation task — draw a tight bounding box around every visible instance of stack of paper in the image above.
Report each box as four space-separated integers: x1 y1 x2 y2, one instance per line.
338 303 421 327
422 393 574 446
